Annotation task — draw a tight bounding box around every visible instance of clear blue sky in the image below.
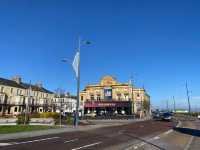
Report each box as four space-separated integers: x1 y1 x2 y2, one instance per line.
0 0 200 110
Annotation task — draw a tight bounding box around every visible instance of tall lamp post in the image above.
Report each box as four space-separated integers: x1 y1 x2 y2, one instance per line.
185 81 191 114
62 37 90 127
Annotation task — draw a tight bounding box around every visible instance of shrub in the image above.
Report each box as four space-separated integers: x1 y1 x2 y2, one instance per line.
17 114 29 125
66 116 73 125
39 112 59 119
29 113 40 118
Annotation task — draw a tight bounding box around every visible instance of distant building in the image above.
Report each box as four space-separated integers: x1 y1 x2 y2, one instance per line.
53 93 77 114
80 75 150 116
0 76 54 116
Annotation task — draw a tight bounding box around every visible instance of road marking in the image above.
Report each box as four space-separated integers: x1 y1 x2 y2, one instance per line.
125 135 161 150
118 130 126 134
0 137 60 147
153 136 160 140
64 138 78 143
0 143 13 146
163 129 173 135
184 136 194 150
71 141 102 150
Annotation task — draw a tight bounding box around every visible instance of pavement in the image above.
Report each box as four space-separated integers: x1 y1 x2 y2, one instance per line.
0 118 147 141
0 119 173 150
126 119 200 150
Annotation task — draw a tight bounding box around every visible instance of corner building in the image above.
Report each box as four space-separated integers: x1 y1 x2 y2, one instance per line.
80 76 150 116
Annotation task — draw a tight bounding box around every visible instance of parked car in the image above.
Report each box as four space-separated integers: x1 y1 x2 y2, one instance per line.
152 112 162 120
85 112 96 117
161 112 172 121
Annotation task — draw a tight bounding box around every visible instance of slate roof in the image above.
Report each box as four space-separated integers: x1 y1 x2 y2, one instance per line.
0 77 53 94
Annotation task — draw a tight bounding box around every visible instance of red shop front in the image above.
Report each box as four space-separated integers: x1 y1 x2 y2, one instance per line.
84 101 132 115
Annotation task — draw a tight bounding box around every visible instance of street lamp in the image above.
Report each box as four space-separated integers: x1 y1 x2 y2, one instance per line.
62 37 91 127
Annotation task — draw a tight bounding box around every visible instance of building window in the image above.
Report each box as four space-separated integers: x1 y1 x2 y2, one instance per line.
19 107 21 112
81 96 84 101
97 95 101 101
137 93 140 97
124 94 129 100
0 106 2 112
14 107 18 112
40 109 43 112
90 95 94 100
117 93 121 100
0 87 4 93
10 88 13 94
17 89 19 95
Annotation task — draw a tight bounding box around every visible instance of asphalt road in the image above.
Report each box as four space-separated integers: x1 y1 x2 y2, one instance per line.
0 120 173 150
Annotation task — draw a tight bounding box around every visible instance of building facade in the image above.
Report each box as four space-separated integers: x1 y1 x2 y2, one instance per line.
53 93 86 116
0 76 54 116
80 75 150 116
53 93 77 114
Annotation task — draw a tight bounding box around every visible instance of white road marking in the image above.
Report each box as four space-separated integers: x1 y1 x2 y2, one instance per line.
71 141 102 150
125 135 161 150
0 137 60 147
163 129 173 135
0 143 13 146
133 146 138 149
153 136 160 140
118 130 126 134
64 138 78 143
184 136 194 150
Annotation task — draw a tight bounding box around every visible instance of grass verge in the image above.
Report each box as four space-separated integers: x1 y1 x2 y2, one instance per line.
0 125 58 134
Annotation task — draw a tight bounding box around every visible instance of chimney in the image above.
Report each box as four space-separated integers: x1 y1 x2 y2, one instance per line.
12 76 22 84
35 82 43 88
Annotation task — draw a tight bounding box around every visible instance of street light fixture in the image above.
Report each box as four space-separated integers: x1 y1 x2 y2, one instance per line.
62 37 91 127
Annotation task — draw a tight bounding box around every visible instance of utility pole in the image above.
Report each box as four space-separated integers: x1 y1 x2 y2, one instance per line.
185 81 191 114
166 100 169 111
173 96 176 112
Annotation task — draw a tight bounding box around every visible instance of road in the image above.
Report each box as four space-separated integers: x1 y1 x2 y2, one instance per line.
0 120 173 150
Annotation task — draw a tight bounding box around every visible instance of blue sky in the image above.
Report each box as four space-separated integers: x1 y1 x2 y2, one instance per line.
0 0 200 110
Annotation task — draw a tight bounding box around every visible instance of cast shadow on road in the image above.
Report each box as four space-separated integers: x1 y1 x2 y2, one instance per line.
173 127 200 137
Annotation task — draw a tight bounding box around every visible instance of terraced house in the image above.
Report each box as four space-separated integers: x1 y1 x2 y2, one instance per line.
0 76 54 116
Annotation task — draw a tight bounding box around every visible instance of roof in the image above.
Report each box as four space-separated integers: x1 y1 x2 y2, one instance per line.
0 77 53 94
